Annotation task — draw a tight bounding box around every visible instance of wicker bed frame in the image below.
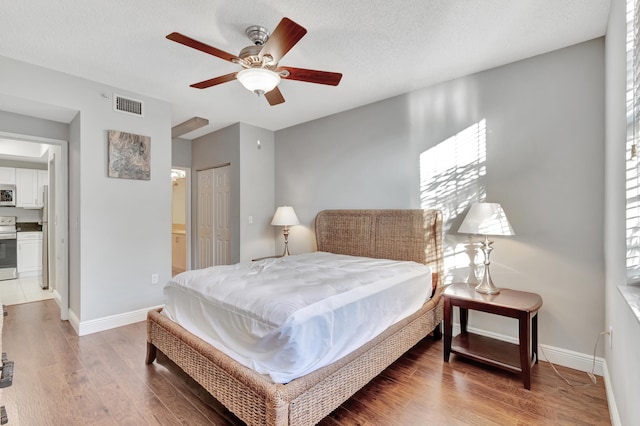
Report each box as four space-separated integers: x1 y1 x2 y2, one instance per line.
146 209 444 426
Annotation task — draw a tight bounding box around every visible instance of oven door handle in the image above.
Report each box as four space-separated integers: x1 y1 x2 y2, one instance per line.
0 234 17 240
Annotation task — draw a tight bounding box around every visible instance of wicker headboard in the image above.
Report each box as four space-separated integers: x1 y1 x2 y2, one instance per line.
314 209 444 291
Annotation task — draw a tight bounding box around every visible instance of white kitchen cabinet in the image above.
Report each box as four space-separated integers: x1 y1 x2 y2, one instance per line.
0 167 15 185
17 232 42 277
16 168 47 208
16 168 39 208
37 169 48 207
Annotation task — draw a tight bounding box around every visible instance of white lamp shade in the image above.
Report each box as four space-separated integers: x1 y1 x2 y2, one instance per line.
458 203 515 236
237 68 281 93
271 206 300 226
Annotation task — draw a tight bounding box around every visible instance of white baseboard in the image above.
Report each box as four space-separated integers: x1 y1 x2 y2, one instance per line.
18 270 41 278
452 324 605 375
52 289 61 305
68 308 80 334
603 361 621 426
69 305 163 336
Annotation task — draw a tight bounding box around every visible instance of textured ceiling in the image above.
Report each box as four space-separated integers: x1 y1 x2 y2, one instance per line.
0 0 611 140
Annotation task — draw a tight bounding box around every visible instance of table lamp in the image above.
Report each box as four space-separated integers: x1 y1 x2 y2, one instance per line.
458 203 515 294
271 206 300 256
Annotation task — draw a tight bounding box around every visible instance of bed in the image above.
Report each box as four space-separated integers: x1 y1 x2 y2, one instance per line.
146 209 444 426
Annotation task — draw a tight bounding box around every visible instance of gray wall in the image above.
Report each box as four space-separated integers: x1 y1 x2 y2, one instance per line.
238 123 275 262
276 38 605 357
0 55 172 324
191 123 276 264
0 109 69 142
605 0 640 424
171 137 192 168
192 124 242 264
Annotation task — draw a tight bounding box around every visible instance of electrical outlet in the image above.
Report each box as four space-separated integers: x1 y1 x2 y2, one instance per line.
609 326 613 350
151 274 159 284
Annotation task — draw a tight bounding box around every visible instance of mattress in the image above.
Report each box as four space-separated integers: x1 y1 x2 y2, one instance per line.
162 251 433 383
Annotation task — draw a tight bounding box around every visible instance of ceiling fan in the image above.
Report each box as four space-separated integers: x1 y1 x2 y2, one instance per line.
166 17 342 106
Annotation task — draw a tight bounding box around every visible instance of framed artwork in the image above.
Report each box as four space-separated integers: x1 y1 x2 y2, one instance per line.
108 130 150 180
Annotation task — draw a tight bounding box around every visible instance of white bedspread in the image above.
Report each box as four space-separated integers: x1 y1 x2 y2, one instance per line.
163 252 432 383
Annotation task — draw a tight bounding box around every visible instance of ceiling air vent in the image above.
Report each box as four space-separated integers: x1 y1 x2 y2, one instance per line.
113 94 144 117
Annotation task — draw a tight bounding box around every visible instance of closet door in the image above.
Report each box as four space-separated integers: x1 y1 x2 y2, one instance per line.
213 165 231 266
196 168 214 269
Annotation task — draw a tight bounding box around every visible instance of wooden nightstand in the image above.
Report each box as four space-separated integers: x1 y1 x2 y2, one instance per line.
443 283 543 389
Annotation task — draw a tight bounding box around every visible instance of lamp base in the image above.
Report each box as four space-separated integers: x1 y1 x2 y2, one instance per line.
281 227 291 256
475 278 500 295
475 237 500 295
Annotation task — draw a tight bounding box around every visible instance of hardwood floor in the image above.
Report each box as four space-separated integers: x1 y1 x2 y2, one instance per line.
1 300 611 425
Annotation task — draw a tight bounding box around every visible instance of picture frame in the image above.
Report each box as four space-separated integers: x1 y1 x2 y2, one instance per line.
107 130 151 180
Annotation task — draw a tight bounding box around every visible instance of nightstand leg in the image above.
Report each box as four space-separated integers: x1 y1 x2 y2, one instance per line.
459 307 468 335
532 312 539 364
444 297 452 362
519 312 531 390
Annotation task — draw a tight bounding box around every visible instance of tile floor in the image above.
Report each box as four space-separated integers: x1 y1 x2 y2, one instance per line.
0 276 54 305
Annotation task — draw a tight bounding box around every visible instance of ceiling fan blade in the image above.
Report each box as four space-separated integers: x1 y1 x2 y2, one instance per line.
190 72 238 89
278 66 342 86
167 32 239 63
264 87 285 106
259 18 307 64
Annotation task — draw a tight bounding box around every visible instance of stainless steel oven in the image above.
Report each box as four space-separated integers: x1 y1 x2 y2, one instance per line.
0 185 15 207
0 216 17 280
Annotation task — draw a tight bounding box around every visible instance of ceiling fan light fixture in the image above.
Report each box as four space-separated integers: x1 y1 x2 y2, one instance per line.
237 68 281 94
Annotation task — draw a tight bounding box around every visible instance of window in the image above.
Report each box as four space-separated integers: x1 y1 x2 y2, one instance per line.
626 0 640 283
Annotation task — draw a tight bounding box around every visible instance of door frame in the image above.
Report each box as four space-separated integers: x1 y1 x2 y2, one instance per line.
0 130 69 320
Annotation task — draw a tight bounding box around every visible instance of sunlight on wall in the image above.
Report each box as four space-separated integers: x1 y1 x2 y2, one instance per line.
419 119 487 282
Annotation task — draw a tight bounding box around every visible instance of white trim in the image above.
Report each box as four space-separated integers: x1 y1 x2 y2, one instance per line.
0 131 66 146
603 361 622 426
70 305 164 336
68 308 80 335
52 288 61 308
452 324 605 375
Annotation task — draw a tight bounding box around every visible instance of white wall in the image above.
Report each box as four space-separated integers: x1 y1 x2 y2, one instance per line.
605 0 640 424
0 55 172 326
276 39 605 358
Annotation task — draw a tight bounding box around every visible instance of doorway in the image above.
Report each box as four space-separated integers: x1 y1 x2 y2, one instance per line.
0 133 69 320
171 167 190 276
